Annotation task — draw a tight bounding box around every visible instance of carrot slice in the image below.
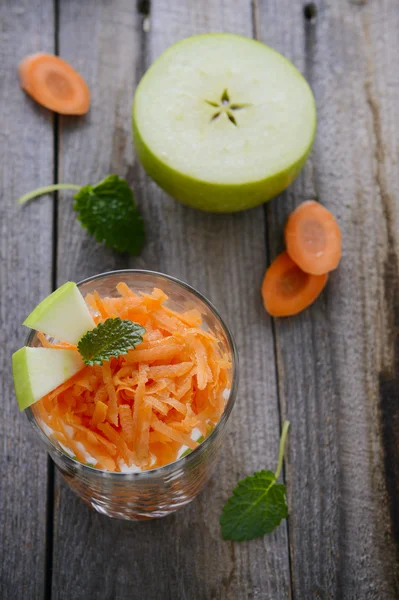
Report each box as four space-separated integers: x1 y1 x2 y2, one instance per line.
262 251 328 317
19 53 90 115
285 201 342 275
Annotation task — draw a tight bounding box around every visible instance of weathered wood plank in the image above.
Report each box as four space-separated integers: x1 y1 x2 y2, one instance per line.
257 0 399 597
52 0 290 599
0 1 54 598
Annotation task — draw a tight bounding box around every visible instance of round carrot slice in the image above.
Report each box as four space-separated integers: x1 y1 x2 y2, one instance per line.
19 53 90 115
285 200 341 275
261 251 328 317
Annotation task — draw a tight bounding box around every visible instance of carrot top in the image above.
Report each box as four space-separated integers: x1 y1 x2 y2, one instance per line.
34 284 231 472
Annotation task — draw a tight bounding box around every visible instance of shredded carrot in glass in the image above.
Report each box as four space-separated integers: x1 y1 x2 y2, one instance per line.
34 285 231 472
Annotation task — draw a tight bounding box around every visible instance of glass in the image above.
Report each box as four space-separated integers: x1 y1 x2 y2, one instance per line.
25 270 238 520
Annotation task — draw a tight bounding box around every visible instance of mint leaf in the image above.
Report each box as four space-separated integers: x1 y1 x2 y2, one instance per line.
73 175 145 255
78 317 145 366
17 176 145 256
220 420 290 541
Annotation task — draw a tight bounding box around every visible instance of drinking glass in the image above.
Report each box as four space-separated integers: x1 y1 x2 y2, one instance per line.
25 270 238 520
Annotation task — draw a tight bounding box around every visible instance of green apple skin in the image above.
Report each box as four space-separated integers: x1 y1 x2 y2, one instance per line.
24 281 95 345
133 118 314 213
12 347 35 410
12 346 84 411
132 34 317 213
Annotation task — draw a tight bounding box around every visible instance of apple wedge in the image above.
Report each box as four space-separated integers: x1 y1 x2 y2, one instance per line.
133 33 316 212
23 282 95 344
12 347 84 410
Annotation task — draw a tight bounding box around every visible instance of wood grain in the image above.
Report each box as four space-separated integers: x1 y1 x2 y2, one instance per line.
0 1 54 598
257 0 399 597
52 0 290 599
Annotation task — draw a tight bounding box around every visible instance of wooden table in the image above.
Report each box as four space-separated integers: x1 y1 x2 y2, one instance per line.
1 1 399 598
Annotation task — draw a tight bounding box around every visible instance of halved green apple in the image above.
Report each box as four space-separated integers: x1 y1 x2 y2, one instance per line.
133 34 316 212
24 282 95 344
12 347 84 410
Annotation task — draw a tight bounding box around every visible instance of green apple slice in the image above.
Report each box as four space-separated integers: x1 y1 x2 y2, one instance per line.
133 34 316 212
12 347 84 411
24 282 95 344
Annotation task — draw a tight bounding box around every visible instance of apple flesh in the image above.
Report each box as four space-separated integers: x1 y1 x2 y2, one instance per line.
132 34 316 212
12 347 84 410
23 282 95 344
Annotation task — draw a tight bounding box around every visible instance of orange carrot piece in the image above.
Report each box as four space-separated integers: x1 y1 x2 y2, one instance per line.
73 431 116 471
93 385 108 405
98 422 133 466
116 282 137 298
102 362 118 426
88 430 117 456
125 343 182 364
285 200 342 275
151 416 198 450
145 395 169 416
94 291 111 319
262 251 328 317
90 400 108 427
136 402 153 465
144 380 168 396
119 404 134 447
151 309 185 334
131 364 148 446
162 397 187 416
162 307 202 327
190 337 209 390
149 441 180 468
149 431 171 444
19 53 90 115
147 362 193 379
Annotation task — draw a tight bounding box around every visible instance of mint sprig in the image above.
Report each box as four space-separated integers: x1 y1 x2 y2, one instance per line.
18 175 145 256
220 420 290 541
78 317 145 366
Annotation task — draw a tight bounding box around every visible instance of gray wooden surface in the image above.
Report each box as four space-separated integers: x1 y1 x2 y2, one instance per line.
1 0 399 599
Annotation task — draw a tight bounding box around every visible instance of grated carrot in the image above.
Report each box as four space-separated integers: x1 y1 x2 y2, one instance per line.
90 400 108 427
119 404 134 447
34 284 231 472
102 362 118 426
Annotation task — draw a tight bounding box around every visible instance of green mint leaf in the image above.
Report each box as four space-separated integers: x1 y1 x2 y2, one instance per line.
220 470 287 541
73 175 145 255
78 317 145 366
220 420 290 541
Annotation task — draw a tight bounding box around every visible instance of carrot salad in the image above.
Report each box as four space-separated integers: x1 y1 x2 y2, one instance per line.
34 283 231 472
